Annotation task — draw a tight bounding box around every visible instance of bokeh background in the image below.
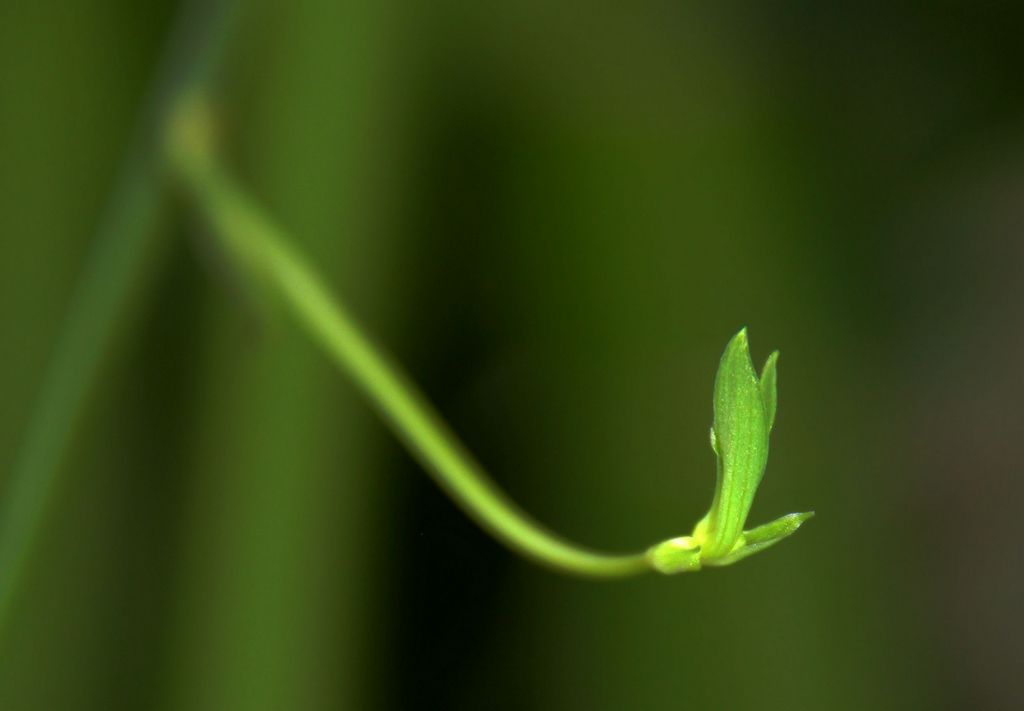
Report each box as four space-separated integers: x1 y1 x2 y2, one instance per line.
2 1 1023 709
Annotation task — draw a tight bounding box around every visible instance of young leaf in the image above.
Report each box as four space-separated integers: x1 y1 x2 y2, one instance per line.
698 328 770 559
703 512 814 567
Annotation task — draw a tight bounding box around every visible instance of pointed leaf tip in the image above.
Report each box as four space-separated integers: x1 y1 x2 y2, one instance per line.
730 327 749 352
744 511 814 545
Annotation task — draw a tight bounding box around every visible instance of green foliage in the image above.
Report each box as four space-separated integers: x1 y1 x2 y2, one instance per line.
648 329 812 573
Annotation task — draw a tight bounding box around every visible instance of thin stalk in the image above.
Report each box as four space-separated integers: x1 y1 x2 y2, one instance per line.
166 96 653 579
0 0 243 631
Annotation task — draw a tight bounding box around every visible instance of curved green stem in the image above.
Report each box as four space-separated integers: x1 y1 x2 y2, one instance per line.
166 97 656 579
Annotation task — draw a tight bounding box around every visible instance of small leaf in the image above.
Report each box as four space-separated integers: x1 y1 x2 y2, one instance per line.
704 511 814 567
698 328 770 559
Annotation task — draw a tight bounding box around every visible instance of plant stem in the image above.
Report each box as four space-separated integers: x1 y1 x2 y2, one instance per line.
0 0 243 631
167 96 654 579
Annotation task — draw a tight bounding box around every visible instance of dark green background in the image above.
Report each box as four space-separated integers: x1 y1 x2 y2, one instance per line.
2 1 1022 709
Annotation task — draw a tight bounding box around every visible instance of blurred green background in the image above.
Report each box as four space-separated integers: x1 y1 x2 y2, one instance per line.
2 1 1023 709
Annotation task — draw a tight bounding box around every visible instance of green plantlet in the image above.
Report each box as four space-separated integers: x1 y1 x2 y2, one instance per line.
1 91 813 630
647 329 813 573
165 99 814 579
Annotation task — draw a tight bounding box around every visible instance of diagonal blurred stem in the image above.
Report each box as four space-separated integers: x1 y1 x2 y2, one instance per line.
0 0 243 631
166 95 654 579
